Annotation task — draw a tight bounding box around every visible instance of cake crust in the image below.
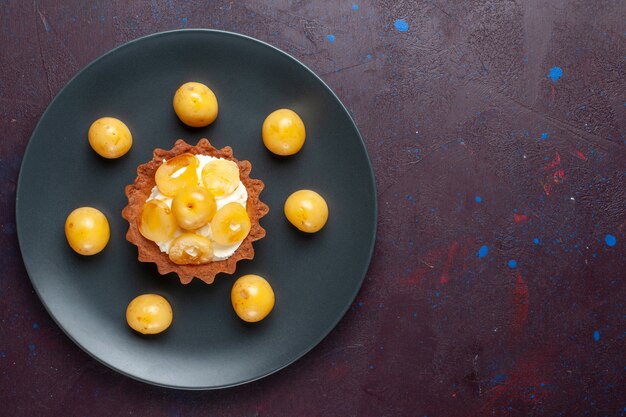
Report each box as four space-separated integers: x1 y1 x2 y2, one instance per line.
122 139 269 284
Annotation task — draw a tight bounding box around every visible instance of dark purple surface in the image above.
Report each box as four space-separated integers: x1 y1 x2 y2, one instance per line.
1 1 624 416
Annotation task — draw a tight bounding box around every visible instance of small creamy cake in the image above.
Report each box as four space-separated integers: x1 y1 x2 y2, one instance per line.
122 139 269 285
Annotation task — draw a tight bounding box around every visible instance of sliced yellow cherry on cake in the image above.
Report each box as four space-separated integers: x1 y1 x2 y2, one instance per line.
138 199 177 242
168 233 214 265
211 202 251 246
155 153 199 197
201 159 240 197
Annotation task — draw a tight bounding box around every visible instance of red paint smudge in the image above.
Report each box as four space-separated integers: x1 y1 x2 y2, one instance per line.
553 169 565 182
439 240 459 284
326 362 351 380
473 348 556 417
512 273 529 333
543 152 561 170
542 152 564 195
574 149 587 161
403 245 449 285
543 183 551 196
513 213 529 224
403 238 475 286
404 272 425 285
498 351 548 393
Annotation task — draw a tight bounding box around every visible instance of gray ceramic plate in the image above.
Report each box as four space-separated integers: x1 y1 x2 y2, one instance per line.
16 29 376 389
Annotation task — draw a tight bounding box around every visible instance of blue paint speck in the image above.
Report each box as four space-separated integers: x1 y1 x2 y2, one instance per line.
28 344 36 355
326 34 335 43
530 394 535 399
357 301 364 307
508 259 517 269
475 196 482 203
593 330 600 342
368 364 375 369
491 374 508 385
533 238 540 244
352 3 359 10
394 19 409 32
32 323 39 329
366 53 372 60
478 245 489 258
604 234 616 247
540 383 545 387
548 66 563 82
540 132 549 140
2 223 16 234
181 17 188 24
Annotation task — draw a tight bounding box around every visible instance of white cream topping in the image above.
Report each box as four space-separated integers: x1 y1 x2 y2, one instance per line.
146 155 248 261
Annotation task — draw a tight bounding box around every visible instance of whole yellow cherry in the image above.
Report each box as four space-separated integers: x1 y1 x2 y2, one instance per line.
126 294 173 335
262 109 306 156
64 207 110 255
284 190 328 233
173 81 218 127
231 275 275 322
88 117 132 158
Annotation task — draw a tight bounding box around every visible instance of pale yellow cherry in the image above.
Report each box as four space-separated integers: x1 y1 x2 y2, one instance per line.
173 82 218 127
168 233 214 265
65 207 110 255
171 186 217 230
284 189 328 233
155 153 199 197
138 199 177 242
262 109 306 156
231 275 275 322
201 159 240 197
126 294 173 335
210 203 251 246
88 117 132 159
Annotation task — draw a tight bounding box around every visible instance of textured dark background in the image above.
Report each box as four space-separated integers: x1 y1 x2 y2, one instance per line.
1 1 625 416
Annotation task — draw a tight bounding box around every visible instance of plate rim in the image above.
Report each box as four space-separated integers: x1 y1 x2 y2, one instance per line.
15 28 378 390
